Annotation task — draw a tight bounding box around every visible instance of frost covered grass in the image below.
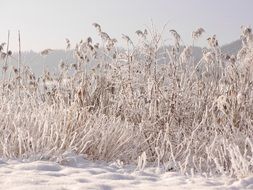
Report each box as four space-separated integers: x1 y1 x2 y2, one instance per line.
0 24 253 179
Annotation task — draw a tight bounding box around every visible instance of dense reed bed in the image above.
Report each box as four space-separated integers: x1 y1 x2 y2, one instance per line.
0 24 252 178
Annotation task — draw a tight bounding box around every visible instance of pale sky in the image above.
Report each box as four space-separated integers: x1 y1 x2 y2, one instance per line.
0 0 253 52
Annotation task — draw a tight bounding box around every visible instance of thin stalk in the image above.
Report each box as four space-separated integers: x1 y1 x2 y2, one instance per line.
2 30 10 95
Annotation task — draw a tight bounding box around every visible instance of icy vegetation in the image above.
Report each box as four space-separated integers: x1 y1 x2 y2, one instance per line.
0 24 253 181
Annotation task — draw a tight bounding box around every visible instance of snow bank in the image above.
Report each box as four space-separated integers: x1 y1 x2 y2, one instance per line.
0 157 252 190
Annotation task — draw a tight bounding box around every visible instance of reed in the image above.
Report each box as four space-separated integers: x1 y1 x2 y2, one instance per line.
0 24 252 179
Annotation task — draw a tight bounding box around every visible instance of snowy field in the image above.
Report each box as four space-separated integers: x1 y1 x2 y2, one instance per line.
1 19 253 190
1 156 253 190
1 0 253 189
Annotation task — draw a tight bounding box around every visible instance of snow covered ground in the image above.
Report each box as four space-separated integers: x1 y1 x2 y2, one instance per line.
0 156 253 190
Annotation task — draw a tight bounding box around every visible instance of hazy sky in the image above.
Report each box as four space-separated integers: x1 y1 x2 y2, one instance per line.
1 0 253 51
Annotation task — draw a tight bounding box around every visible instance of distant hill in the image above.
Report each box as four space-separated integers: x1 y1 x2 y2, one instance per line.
221 39 242 55
0 40 242 77
0 50 75 76
20 50 75 75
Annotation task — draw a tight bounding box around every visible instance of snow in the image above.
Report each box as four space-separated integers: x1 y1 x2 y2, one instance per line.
0 157 253 190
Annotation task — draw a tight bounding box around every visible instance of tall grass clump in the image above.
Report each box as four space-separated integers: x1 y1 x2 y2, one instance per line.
0 24 253 179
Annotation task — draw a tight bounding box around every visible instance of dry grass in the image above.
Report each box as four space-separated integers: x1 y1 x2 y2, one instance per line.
0 24 253 178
